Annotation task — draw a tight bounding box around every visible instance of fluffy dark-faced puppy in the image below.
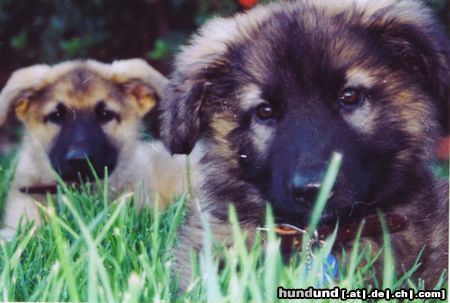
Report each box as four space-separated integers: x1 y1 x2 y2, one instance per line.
160 0 449 289
0 59 187 239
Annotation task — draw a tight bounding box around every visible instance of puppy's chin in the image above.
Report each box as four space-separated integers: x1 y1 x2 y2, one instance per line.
319 201 378 227
318 207 350 227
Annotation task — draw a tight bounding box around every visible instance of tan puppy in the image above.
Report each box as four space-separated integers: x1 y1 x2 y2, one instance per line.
0 59 187 239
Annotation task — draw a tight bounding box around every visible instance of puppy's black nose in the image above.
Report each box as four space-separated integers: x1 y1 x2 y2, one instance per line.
65 148 90 173
291 172 322 204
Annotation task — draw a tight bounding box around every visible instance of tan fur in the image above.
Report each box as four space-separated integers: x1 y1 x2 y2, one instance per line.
0 59 187 239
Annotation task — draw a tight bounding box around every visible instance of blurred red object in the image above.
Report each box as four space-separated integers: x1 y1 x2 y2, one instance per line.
239 0 259 9
437 136 449 161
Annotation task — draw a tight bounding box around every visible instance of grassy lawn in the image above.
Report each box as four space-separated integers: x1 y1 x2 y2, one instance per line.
0 153 447 302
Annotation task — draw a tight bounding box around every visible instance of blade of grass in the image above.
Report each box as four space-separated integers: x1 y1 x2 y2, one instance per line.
263 206 281 302
342 221 365 288
151 198 161 265
308 152 343 235
60 195 115 303
35 202 79 240
378 211 395 290
94 195 129 245
36 261 60 301
0 225 36 301
393 248 424 288
229 206 263 302
200 213 223 302
165 195 187 249
48 202 80 302
103 167 109 211
123 272 143 303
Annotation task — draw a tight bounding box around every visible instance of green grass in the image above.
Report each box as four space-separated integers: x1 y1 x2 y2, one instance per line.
0 153 447 302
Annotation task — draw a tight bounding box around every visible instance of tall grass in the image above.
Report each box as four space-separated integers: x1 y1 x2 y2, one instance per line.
0 153 447 302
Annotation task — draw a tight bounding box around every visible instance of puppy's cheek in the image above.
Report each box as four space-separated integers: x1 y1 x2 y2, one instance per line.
341 102 375 135
103 119 139 150
27 124 60 151
250 122 274 158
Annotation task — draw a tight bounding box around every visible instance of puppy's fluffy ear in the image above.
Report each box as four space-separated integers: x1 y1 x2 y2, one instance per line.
159 69 207 155
121 79 159 116
371 12 449 132
109 59 168 117
158 16 235 155
0 64 50 126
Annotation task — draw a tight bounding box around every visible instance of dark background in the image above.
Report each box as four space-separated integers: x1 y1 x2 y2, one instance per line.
0 0 259 82
0 0 448 152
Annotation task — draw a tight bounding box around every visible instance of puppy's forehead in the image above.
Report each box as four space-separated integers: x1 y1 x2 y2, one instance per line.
40 68 123 109
177 0 434 107
230 17 380 111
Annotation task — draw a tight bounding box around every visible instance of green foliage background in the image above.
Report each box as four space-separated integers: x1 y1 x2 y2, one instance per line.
0 0 242 82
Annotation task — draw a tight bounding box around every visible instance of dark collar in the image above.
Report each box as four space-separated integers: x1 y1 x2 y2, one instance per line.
275 213 409 252
19 185 59 195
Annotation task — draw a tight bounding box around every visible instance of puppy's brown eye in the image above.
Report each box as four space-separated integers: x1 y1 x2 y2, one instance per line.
255 103 274 120
339 89 364 107
96 101 117 123
45 104 66 124
97 108 117 123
